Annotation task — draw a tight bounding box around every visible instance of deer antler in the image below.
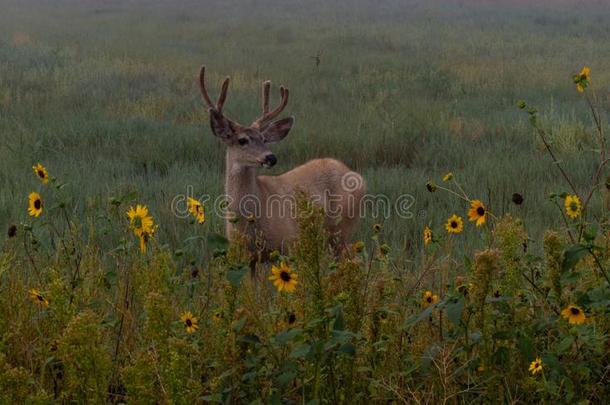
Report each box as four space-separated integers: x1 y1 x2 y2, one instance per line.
199 65 230 113
252 81 289 129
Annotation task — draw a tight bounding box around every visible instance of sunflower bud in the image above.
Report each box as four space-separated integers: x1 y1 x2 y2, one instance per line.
336 291 349 303
269 250 280 262
353 241 365 253
373 223 382 233
379 243 390 256
426 181 437 193
287 311 297 325
517 100 527 109
511 193 524 205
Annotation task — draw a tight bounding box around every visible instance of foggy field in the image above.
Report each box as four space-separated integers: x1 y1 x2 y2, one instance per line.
2 0 610 252
1 1 610 403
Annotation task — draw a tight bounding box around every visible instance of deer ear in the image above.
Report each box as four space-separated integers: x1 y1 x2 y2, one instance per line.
209 108 235 140
262 117 294 143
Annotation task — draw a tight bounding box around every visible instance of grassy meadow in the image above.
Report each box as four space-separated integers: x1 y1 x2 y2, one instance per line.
1 0 610 403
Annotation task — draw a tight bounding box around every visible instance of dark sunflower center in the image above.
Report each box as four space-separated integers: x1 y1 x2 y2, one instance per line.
570 202 578 211
37 294 44 301
534 362 539 368
288 313 296 324
34 199 41 209
426 296 432 303
477 207 485 216
185 319 193 327
451 221 457 228
570 307 580 315
134 216 142 229
280 271 291 282
37 170 45 178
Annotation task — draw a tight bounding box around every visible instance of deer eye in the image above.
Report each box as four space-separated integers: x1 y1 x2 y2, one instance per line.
238 138 248 146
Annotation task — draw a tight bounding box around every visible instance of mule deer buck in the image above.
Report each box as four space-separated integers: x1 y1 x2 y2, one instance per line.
198 66 365 263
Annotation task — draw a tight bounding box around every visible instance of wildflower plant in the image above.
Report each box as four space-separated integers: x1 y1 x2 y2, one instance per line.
2 67 610 404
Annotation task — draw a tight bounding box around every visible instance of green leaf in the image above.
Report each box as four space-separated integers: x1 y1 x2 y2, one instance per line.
333 308 345 331
289 344 311 359
562 245 589 272
208 232 229 251
226 264 248 287
183 236 205 244
404 305 435 329
445 297 464 326
338 342 356 356
557 335 574 354
232 318 246 333
239 334 261 345
517 335 534 360
274 328 303 345
582 224 598 243
200 394 223 403
275 371 296 387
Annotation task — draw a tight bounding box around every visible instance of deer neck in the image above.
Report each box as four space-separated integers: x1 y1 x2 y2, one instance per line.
225 150 259 219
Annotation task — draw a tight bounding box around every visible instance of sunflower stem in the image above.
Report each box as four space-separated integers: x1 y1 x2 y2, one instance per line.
587 248 610 285
552 200 576 244
533 125 581 199
521 271 560 316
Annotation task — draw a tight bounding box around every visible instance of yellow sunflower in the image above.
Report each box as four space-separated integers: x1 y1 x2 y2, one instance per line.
32 163 49 184
212 308 223 322
29 288 49 307
28 192 43 217
445 214 463 234
467 200 487 226
561 305 586 324
180 311 198 333
564 195 581 219
268 261 298 293
423 226 433 246
353 241 365 253
423 290 439 306
573 66 590 93
529 357 543 375
127 204 156 252
442 172 453 182
187 197 205 224
138 233 153 253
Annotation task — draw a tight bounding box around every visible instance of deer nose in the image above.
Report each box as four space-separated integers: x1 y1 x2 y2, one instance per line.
265 154 277 167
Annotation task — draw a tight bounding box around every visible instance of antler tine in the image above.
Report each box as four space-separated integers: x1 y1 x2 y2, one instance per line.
198 66 215 110
262 81 271 114
216 77 230 112
253 84 289 128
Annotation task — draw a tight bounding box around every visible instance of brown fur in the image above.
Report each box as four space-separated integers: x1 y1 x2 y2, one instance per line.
199 66 365 256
